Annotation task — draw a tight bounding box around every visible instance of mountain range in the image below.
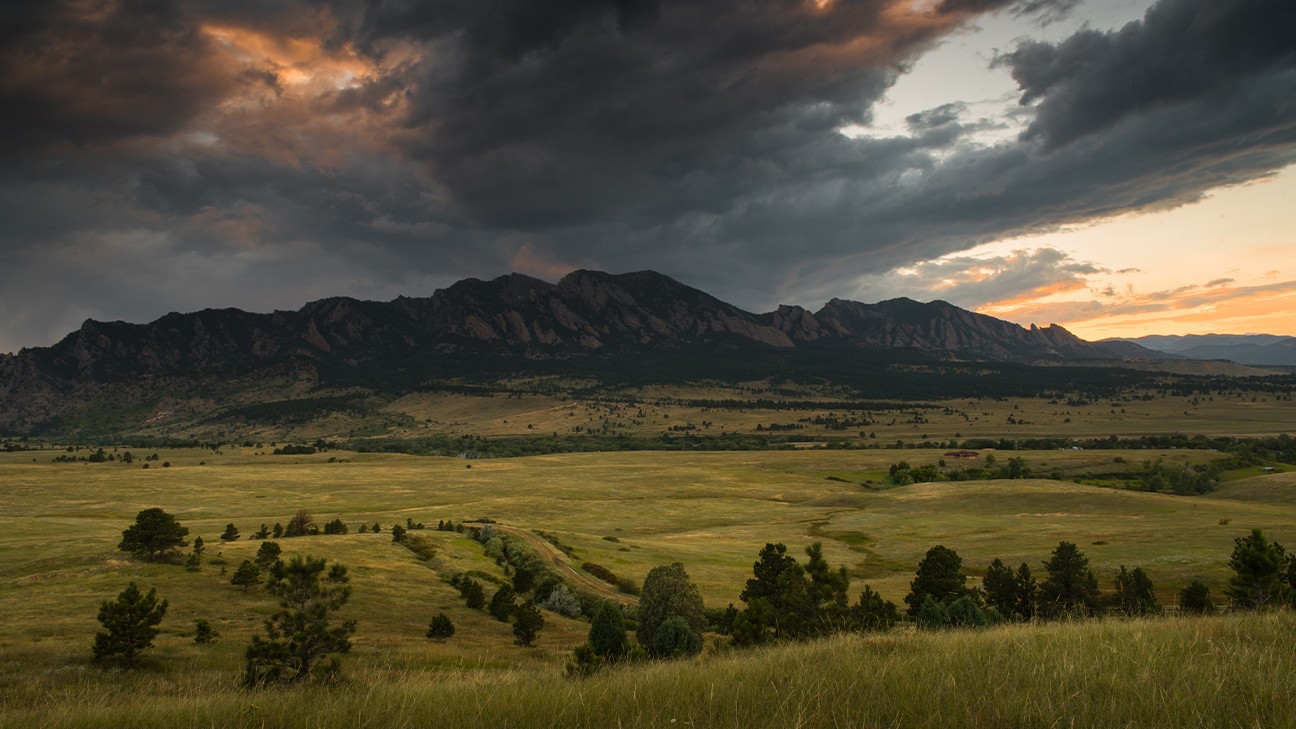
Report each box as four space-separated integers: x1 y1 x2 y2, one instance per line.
1106 334 1296 367
0 269 1208 435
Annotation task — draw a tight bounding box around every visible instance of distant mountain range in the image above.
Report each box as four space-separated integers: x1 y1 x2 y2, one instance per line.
0 269 1197 435
1105 334 1296 367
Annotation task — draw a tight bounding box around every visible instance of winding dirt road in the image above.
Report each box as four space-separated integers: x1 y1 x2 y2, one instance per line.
467 523 639 606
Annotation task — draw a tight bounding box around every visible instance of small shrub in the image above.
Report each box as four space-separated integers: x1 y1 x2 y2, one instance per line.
426 614 455 640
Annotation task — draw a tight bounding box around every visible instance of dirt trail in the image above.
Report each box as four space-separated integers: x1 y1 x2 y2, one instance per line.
468 523 639 606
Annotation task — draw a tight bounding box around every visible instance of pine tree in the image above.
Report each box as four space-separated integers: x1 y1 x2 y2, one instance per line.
220 523 241 542
118 508 189 562
803 542 850 635
1225 529 1290 609
254 523 271 539
852 585 898 631
513 600 544 646
459 577 486 609
1039 542 1100 618
1112 565 1161 616
1014 562 1037 620
185 536 205 572
489 584 517 622
92 583 168 668
231 560 262 592
905 545 968 616
588 601 629 660
255 541 282 570
391 524 406 543
244 556 356 686
982 558 1017 618
738 543 806 640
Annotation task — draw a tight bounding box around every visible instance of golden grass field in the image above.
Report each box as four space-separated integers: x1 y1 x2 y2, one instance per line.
2 429 1295 726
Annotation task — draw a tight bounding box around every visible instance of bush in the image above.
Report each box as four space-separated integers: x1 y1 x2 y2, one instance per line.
194 619 218 645
1179 580 1215 614
652 616 703 657
426 614 455 640
541 584 583 618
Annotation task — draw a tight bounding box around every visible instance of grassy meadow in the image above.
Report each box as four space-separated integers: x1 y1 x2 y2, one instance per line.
2 442 1296 726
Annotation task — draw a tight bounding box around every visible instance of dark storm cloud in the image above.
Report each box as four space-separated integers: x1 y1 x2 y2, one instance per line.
1001 0 1296 150
0 0 1294 353
0 0 235 154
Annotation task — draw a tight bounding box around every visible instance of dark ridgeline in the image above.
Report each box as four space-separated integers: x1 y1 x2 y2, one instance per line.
0 269 1170 433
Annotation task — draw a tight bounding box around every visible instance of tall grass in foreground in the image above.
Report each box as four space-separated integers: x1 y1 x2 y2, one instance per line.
5 612 1293 728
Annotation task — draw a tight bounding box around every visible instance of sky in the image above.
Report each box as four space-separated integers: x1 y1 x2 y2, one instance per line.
1 0 1294 353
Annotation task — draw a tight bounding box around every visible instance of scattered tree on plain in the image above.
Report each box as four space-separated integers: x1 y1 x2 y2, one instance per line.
255 541 282 570
118 508 189 562
285 510 315 537
231 560 262 592
92 583 168 668
244 556 356 686
220 523 240 542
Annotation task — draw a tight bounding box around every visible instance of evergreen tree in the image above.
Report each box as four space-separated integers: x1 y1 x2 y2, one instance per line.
244 556 356 686
426 613 455 640
588 601 629 660
185 536 205 572
1039 542 1101 618
255 541 282 570
254 523 271 539
118 508 189 562
391 524 406 543
459 577 486 609
194 619 218 645
272 522 284 539
1015 562 1038 621
220 523 240 542
92 583 168 668
1179 580 1215 614
488 584 517 621
803 542 850 635
852 585 898 631
638 563 705 656
982 558 1017 618
231 560 262 592
1226 529 1290 609
652 616 703 657
739 543 807 640
1112 565 1161 616
513 600 544 646
905 545 968 616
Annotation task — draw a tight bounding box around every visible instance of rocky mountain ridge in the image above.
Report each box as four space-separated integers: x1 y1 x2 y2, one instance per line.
0 269 1169 433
